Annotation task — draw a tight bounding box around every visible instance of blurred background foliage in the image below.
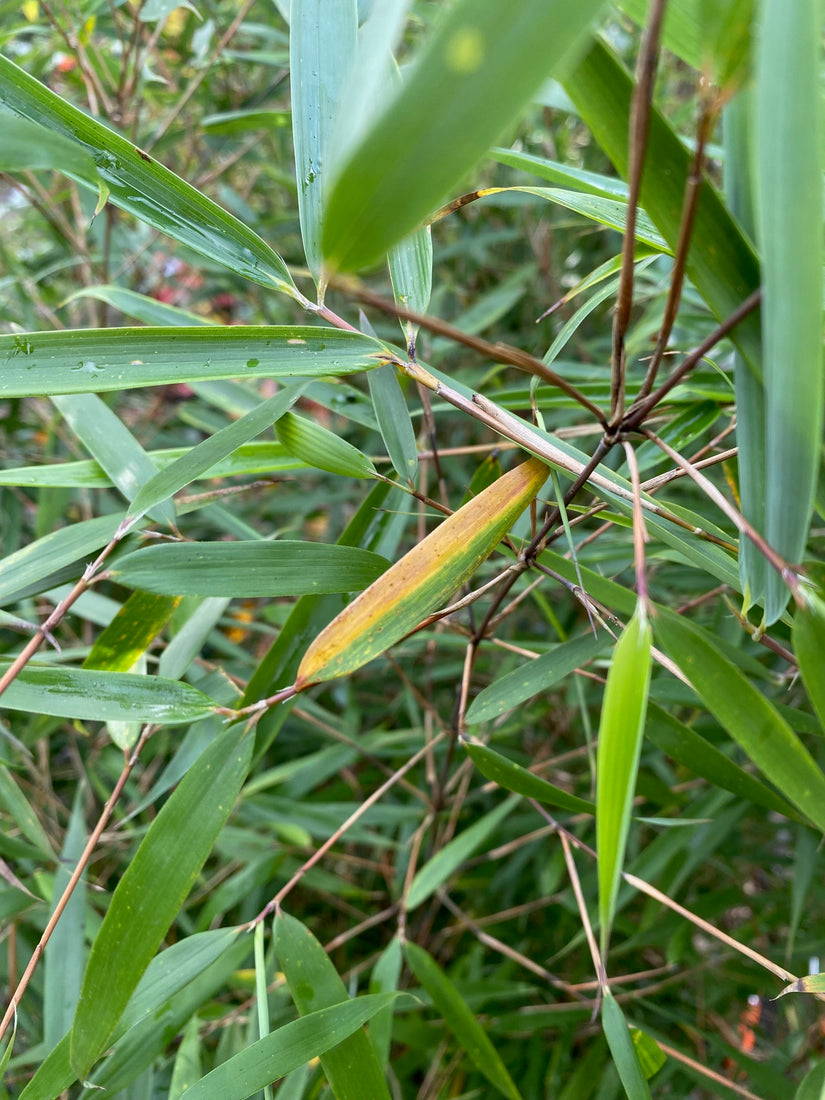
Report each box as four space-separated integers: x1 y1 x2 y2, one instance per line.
0 1 824 1098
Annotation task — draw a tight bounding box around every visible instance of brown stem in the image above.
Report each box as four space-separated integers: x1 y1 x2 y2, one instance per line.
610 0 668 424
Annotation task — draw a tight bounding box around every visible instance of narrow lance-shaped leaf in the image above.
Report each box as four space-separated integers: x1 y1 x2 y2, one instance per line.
0 327 387 398
128 383 307 521
655 607 825 834
323 0 607 270
183 994 412 1100
405 942 523 1100
0 55 299 297
461 738 594 816
290 0 357 285
597 601 652 957
275 411 377 479
0 665 216 726
70 724 254 1076
51 393 175 526
110 542 389 598
791 586 825 732
756 0 824 624
601 989 653 1100
274 909 392 1100
295 457 547 687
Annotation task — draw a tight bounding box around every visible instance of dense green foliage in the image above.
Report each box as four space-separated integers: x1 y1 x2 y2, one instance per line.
0 2 824 1097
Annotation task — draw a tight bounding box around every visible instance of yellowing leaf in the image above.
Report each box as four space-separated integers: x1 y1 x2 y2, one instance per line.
295 457 547 687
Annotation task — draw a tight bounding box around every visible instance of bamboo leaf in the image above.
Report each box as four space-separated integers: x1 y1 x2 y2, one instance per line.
290 0 357 284
110 541 388 597
461 738 594 815
405 795 518 912
62 285 213 327
775 973 825 999
466 632 607 724
0 327 387 398
602 990 653 1099
274 909 392 1100
405 942 523 1100
295 458 547 687
655 607 825 834
127 384 307 521
367 362 419 482
275 410 377 478
368 938 402 1069
756 0 824 623
70 724 254 1076
51 393 174 526
388 224 433 348
0 665 216 725
791 586 825 732
184 994 411 1100
597 602 652 956
43 786 87 1049
0 114 97 176
84 592 181 673
646 702 800 821
0 54 298 297
0 514 121 606
323 0 607 270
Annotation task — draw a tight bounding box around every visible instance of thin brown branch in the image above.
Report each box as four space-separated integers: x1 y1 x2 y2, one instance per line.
610 0 668 423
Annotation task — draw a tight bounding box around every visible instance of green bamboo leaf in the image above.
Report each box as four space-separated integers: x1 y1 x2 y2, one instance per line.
43 787 87 1049
0 327 387 397
367 362 419 482
20 928 243 1100
563 37 762 373
646 702 800 821
63 285 213 327
601 990 653 1100
597 603 652 956
756 0 824 624
405 795 518 912
70 724 254 1076
127 384 307 521
0 54 299 297
795 1062 825 1100
51 393 174 526
368 938 402 1070
509 187 671 253
0 665 216 725
388 224 433 347
0 114 97 176
615 0 703 69
290 0 357 284
184 994 411 1100
110 541 388 597
404 942 523 1100
274 909 392 1100
466 631 607 724
275 411 377 479
0 443 304 491
491 147 629 198
461 738 594 815
84 592 181 673
295 458 547 687
0 765 54 857
0 513 121 606
169 1016 202 1100
323 0 606 271
655 607 825 834
791 586 825 732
